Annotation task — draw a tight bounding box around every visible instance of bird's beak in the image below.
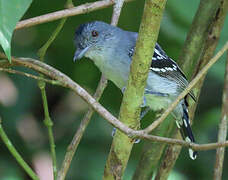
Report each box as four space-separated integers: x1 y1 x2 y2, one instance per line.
73 46 90 62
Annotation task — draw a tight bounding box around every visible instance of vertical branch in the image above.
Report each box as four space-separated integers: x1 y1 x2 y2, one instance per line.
58 1 125 180
178 0 222 78
154 131 182 180
0 118 39 180
213 52 228 180
37 1 74 179
155 0 228 179
103 0 167 179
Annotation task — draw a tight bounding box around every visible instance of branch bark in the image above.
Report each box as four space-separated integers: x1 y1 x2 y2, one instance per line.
103 1 167 179
15 0 134 30
213 51 228 180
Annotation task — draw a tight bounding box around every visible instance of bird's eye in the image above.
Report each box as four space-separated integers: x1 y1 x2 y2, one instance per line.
91 30 99 37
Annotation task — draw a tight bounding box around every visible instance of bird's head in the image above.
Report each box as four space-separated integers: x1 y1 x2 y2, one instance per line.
73 21 117 61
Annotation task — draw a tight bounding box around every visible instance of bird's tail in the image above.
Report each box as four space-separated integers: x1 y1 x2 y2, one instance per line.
175 98 197 160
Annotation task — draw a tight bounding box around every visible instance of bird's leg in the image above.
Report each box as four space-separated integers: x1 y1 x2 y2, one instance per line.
112 103 150 144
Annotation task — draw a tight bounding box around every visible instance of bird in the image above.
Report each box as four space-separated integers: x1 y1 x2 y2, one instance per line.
73 21 197 160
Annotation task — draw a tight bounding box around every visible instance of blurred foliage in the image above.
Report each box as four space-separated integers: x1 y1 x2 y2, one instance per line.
0 0 32 62
0 0 227 179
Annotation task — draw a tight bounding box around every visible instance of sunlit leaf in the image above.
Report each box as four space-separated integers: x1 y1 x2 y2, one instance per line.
0 0 32 62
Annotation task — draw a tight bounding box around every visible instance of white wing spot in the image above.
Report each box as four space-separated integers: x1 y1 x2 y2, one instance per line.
160 68 166 72
165 67 173 71
150 67 160 72
172 64 177 70
154 49 166 58
183 119 188 127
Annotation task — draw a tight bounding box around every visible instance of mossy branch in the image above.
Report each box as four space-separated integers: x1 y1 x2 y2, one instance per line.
103 0 167 179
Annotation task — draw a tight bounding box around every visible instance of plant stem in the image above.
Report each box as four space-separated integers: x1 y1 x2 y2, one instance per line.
37 1 73 179
0 118 39 180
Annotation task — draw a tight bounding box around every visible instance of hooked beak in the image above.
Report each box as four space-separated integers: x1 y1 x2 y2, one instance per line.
73 46 90 62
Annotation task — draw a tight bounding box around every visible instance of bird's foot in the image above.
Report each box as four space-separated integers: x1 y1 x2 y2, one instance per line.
112 128 141 143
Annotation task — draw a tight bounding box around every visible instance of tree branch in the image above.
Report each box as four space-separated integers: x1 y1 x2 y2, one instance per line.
0 48 228 151
213 51 228 180
0 67 61 86
103 1 167 179
15 0 134 30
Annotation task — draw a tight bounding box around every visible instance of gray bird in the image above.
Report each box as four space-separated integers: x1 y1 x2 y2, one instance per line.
73 21 197 160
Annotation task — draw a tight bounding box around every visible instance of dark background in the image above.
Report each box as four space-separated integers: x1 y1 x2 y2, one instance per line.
0 0 228 179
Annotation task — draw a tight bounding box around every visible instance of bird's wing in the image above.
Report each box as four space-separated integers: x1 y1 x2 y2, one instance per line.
150 43 196 101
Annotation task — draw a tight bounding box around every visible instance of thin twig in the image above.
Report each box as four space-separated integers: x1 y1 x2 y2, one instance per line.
142 41 228 134
0 67 61 86
0 49 228 150
57 0 124 179
36 0 73 177
213 51 228 180
0 118 39 180
57 75 107 180
15 0 134 30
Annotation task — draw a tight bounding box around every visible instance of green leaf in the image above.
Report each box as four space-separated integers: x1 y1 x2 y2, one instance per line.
0 0 32 62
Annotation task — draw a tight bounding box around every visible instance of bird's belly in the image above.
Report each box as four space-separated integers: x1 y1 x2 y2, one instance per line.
144 94 171 111
97 62 129 89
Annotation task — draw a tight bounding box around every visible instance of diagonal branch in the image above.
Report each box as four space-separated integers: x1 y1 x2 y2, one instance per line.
16 0 134 30
0 67 61 85
0 46 228 151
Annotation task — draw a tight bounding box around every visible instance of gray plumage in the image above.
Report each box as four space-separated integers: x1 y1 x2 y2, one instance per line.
73 21 197 160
